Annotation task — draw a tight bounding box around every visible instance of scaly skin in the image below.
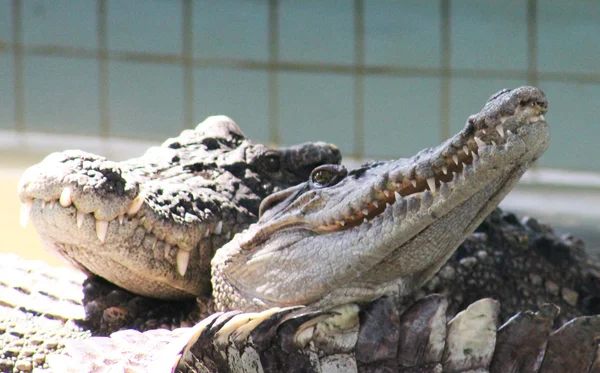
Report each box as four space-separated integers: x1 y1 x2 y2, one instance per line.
17 116 341 300
212 86 550 312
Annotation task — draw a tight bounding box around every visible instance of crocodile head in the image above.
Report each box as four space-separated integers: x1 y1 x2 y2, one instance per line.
213 86 550 311
18 116 341 299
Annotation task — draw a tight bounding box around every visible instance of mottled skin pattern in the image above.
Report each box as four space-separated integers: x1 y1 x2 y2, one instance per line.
18 115 341 302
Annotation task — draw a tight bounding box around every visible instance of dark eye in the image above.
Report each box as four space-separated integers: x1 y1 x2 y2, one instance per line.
310 164 347 188
262 154 281 173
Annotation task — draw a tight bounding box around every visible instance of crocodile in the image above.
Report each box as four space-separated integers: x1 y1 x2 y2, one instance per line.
8 86 600 371
17 115 341 304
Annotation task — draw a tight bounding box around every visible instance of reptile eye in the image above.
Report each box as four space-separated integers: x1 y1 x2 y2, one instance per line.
262 154 281 173
310 164 347 188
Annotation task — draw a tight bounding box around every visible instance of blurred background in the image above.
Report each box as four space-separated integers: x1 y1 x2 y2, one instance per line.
1 0 600 265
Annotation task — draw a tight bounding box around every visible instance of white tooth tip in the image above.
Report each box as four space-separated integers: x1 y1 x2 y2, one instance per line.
339 220 345 226
492 140 497 146
507 129 513 136
462 146 470 156
118 214 124 225
59 187 73 207
77 210 85 228
539 115 545 121
176 250 190 276
41 201 47 209
452 155 459 166
426 178 436 193
496 125 504 138
394 191 402 201
410 179 417 188
214 221 223 235
474 136 486 148
127 192 145 216
95 219 109 243
442 166 448 175
20 200 33 228
362 209 369 216
372 201 379 208
481 129 487 134
383 190 390 198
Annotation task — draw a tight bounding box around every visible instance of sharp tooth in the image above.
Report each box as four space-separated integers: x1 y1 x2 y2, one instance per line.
442 166 448 175
20 200 33 228
118 214 124 225
362 208 369 216
176 250 190 276
496 125 504 138
472 151 479 160
41 201 47 209
225 231 231 240
481 129 487 134
164 244 172 258
383 190 390 198
507 129 513 136
492 140 497 146
452 155 459 166
394 191 402 201
59 187 73 207
339 220 345 226
372 201 379 208
49 200 56 209
95 220 109 243
410 179 417 188
76 210 85 228
426 178 436 193
474 136 486 148
127 192 145 216
214 221 223 235
205 229 211 237
462 146 470 156
539 115 545 121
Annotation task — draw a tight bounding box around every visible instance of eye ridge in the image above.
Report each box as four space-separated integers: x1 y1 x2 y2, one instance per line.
310 164 347 188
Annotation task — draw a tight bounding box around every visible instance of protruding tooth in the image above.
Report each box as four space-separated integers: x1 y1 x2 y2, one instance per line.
442 166 448 175
95 219 109 243
42 201 47 209
59 187 73 207
539 115 545 121
410 179 417 188
339 220 345 226
362 208 369 216
481 129 487 134
496 125 504 138
49 200 56 209
462 146 470 156
426 178 436 193
472 151 479 160
205 229 211 237
383 190 390 198
452 155 459 166
164 244 172 258
225 231 232 240
394 191 402 201
492 140 497 146
507 129 513 136
176 250 190 276
214 221 223 235
127 192 145 216
372 201 379 208
20 200 33 228
76 210 85 228
118 214 124 225
474 136 486 148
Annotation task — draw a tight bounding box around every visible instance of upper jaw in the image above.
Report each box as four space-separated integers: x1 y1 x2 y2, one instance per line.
259 86 549 234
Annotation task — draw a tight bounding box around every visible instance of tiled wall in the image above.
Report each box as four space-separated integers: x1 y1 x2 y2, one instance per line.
1 0 599 171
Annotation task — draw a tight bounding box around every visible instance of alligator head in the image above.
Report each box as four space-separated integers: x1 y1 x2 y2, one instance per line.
18 116 341 300
213 86 549 311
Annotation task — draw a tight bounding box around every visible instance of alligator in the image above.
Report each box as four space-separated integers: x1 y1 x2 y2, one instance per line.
6 86 600 372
